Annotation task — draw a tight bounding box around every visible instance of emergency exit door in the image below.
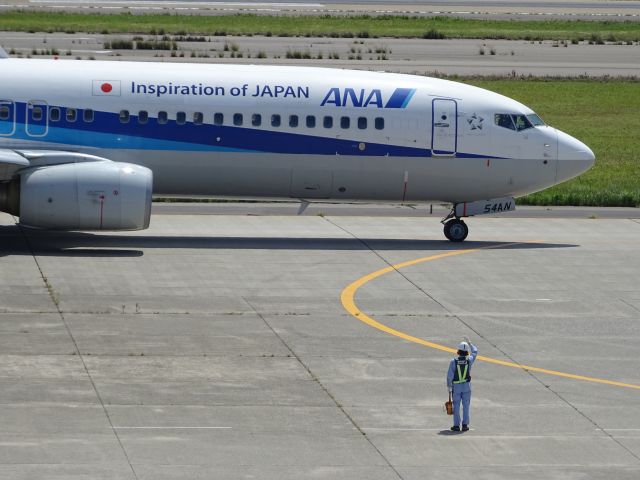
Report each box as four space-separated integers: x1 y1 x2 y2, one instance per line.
431 98 457 156
0 100 15 136
26 100 48 137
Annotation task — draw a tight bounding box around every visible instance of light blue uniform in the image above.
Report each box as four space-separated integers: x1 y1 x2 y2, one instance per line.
446 343 478 427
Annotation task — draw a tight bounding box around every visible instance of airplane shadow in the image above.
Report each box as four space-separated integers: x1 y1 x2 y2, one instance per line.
0 225 578 258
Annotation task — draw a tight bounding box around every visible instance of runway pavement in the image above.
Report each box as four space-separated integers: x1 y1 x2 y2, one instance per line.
1 208 639 479
3 32 639 77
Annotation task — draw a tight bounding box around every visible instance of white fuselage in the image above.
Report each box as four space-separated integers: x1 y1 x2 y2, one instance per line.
0 59 594 203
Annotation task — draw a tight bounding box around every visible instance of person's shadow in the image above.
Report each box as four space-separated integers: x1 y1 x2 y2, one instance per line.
438 429 464 436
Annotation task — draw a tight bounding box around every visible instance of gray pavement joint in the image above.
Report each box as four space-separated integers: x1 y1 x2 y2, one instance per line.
17 224 140 480
529 375 640 463
621 299 640 314
243 296 406 480
326 216 526 359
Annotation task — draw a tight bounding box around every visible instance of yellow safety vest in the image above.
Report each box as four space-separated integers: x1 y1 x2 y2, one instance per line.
453 359 470 384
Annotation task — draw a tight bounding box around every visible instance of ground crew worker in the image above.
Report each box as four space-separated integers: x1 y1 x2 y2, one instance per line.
446 338 478 432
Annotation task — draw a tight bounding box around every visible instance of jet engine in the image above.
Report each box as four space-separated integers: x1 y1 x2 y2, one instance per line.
0 161 153 230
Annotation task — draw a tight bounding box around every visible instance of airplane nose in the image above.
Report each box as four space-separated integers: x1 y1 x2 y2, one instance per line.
555 129 595 183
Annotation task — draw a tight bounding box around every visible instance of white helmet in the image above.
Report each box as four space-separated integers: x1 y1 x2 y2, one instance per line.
458 341 470 353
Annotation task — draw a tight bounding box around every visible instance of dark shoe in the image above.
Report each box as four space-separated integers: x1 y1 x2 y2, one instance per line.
450 426 460 432
462 425 469 431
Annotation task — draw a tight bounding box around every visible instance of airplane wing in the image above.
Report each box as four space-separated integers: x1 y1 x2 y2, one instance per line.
0 149 30 181
0 149 29 166
0 149 113 181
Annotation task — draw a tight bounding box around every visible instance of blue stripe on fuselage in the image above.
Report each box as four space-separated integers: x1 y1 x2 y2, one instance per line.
385 88 416 109
0 101 498 159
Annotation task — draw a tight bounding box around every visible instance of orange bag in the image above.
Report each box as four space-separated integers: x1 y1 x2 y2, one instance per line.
445 392 453 415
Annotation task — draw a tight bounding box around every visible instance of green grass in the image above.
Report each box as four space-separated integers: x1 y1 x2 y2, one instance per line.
464 79 640 207
1 12 639 41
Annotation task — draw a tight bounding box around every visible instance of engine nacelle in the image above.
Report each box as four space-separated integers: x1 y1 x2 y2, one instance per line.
0 161 152 230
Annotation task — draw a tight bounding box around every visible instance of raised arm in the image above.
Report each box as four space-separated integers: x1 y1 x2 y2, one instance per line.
469 343 478 366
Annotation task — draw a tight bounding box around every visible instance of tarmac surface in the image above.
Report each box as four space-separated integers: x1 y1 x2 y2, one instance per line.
1 206 640 479
3 32 639 77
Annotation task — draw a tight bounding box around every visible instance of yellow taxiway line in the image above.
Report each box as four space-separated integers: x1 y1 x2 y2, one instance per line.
340 243 640 391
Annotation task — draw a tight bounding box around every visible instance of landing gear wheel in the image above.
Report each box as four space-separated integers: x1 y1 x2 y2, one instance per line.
443 219 468 242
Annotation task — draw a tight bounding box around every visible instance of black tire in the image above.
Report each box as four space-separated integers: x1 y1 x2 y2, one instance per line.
443 219 468 242
443 221 453 241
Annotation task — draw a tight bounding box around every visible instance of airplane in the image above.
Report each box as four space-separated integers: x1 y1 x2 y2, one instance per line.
0 48 595 242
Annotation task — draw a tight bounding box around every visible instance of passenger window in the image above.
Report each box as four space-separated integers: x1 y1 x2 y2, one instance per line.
49 107 60 122
495 114 515 131
83 109 94 123
375 117 384 130
323 116 333 128
289 115 299 128
194 112 204 125
214 113 224 125
233 113 243 126
271 114 281 127
66 108 77 123
357 117 367 129
340 116 350 129
252 113 261 127
176 111 186 125
138 110 148 124
31 106 43 121
0 105 9 120
158 111 168 124
119 110 130 124
306 115 316 128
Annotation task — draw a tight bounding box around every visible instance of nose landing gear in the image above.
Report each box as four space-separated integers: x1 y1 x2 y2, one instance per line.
440 197 516 242
443 217 468 242
441 206 469 242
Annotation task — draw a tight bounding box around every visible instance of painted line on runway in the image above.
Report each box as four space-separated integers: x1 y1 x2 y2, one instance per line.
340 243 640 391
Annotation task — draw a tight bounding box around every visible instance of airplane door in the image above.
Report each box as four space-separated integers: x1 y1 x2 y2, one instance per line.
0 100 16 136
431 98 457 156
25 100 48 137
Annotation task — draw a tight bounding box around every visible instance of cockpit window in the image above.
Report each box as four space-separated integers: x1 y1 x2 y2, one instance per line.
513 115 533 131
495 114 515 130
495 114 535 132
526 114 545 126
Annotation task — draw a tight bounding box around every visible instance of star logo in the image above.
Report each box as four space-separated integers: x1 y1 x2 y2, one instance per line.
467 113 484 130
